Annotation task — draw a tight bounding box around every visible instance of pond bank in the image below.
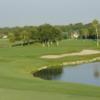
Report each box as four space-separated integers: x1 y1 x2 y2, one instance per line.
32 57 100 86
62 57 100 66
33 57 100 75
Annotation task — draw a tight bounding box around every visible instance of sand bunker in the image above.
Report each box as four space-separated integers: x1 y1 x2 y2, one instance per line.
41 50 100 59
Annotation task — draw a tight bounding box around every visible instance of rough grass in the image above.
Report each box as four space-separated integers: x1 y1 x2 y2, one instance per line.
0 39 100 100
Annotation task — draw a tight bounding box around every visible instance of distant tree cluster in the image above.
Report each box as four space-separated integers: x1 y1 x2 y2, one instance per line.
0 24 62 47
58 19 100 46
55 20 100 41
0 20 100 47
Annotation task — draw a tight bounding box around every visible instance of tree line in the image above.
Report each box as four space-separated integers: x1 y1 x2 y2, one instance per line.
0 19 100 47
0 24 62 47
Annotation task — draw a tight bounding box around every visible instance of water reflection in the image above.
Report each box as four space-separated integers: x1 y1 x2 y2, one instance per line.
33 62 100 86
33 66 63 80
94 64 100 78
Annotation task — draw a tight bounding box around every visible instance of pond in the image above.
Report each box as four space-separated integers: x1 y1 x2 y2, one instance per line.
33 62 100 86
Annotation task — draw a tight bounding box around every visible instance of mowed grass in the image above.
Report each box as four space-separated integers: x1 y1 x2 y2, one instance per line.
0 39 100 100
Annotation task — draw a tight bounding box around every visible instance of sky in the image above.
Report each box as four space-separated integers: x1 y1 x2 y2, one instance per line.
0 0 100 27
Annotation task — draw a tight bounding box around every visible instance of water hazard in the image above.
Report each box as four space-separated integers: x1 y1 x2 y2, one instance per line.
33 62 100 86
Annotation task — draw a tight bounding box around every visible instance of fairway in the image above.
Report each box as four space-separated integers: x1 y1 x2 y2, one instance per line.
0 39 100 100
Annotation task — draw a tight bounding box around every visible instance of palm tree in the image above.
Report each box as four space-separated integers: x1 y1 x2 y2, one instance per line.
92 19 99 47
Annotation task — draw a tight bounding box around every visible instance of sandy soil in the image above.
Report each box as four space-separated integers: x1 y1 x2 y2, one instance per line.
41 50 100 59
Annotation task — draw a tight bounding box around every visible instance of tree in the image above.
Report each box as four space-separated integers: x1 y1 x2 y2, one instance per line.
92 19 99 47
30 27 38 41
8 33 16 44
20 30 32 45
80 28 89 39
38 24 62 47
52 27 62 46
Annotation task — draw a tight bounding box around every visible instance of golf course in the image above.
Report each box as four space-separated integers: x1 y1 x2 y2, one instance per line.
0 39 100 100
0 0 100 99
